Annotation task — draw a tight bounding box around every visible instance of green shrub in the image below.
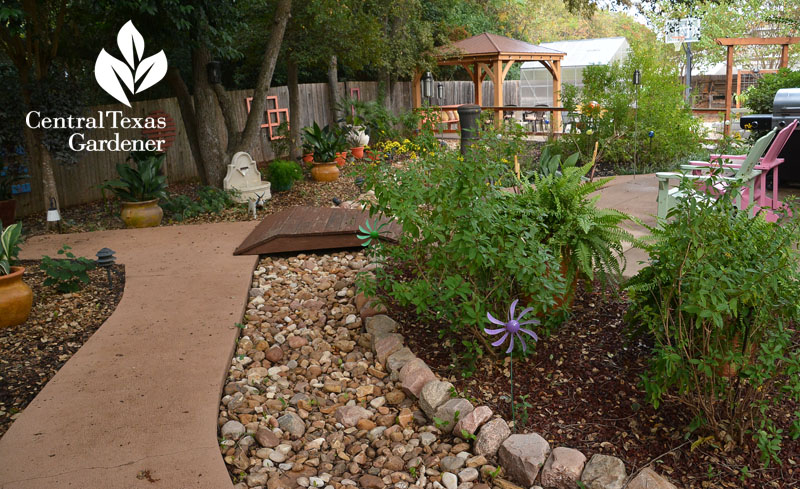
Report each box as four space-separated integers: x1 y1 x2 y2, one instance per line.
99 150 168 202
550 43 705 173
360 122 631 374
625 183 800 466
161 187 238 221
266 160 303 192
743 68 800 115
41 245 96 293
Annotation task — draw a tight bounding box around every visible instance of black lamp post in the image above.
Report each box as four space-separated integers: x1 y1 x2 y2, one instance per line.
207 61 222 84
421 72 433 104
96 248 116 289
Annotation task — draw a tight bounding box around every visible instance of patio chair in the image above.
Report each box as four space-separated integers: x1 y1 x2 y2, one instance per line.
686 119 798 212
656 128 778 221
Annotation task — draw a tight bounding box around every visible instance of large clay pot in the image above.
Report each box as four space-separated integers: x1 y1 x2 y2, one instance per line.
120 199 163 228
351 147 364 159
302 153 314 164
0 198 16 226
0 266 33 328
311 162 340 182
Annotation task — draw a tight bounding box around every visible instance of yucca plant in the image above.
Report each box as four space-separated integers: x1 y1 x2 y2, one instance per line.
99 150 168 202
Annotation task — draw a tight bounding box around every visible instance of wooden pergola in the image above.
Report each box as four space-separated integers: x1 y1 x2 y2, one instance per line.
413 32 566 129
717 36 800 135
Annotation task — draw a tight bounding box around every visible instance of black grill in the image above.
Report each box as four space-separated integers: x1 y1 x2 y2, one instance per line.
740 88 800 184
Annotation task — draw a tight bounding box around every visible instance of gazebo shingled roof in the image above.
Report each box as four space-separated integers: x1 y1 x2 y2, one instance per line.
414 32 566 128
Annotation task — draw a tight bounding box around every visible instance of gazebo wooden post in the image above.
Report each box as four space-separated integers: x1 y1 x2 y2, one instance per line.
473 63 483 106
724 45 733 136
552 59 562 135
412 71 423 109
494 60 504 127
781 44 789 67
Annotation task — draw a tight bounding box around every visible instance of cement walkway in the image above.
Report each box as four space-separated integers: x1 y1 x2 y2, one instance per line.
0 222 257 489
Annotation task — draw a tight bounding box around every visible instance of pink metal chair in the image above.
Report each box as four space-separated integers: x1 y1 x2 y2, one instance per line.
688 120 798 213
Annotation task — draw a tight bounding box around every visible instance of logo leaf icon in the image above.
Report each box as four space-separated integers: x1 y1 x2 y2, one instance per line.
117 20 145 68
95 49 135 106
135 51 168 94
94 20 168 107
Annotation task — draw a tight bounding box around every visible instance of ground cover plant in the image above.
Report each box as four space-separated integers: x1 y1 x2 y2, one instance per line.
161 186 240 222
40 245 96 293
626 180 800 467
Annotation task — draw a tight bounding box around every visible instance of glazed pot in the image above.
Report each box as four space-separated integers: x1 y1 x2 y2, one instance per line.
0 266 33 328
351 147 365 159
120 199 163 228
311 162 340 182
0 198 16 226
302 153 314 164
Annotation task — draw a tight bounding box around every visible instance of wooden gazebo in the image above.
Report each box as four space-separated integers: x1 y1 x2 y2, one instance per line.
413 32 566 128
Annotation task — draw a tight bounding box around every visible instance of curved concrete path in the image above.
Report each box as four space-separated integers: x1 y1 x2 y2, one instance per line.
0 221 257 489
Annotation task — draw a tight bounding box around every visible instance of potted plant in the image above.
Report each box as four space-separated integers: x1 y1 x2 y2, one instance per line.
0 222 32 328
100 150 168 228
302 122 342 182
266 160 303 192
347 126 369 159
0 163 29 226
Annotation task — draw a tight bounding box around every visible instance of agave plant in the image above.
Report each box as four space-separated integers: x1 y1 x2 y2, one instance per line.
347 126 370 148
99 150 168 202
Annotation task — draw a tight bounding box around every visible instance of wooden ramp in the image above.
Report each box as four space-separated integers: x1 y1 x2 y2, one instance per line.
234 206 401 256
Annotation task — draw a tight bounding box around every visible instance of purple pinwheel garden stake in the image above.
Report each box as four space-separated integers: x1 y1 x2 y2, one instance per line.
486 299 540 430
356 219 388 247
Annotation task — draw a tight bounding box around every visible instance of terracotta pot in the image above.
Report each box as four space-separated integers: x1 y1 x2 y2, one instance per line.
120 199 163 228
351 147 364 159
0 198 16 226
311 162 340 182
302 153 314 164
335 152 347 167
0 266 33 328
718 334 757 378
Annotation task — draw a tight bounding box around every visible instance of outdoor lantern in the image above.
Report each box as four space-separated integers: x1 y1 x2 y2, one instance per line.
332 197 342 206
46 197 61 232
354 176 365 190
633 69 641 86
421 71 434 99
207 61 222 84
437 82 444 100
96 248 116 288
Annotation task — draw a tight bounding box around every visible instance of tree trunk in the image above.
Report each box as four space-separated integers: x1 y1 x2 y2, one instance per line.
166 67 208 185
327 55 339 125
230 0 292 157
23 126 61 223
287 55 302 160
380 70 392 110
191 46 227 187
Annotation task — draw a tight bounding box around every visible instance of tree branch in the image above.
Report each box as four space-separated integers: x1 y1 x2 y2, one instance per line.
213 83 240 151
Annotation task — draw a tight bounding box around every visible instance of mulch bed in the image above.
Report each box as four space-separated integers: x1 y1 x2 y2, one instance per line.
387 283 800 489
0 260 125 436
20 166 363 238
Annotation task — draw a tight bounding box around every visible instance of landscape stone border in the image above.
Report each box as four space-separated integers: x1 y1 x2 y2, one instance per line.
355 291 679 489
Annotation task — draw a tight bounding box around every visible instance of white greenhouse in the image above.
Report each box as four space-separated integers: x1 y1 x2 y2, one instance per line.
520 37 630 106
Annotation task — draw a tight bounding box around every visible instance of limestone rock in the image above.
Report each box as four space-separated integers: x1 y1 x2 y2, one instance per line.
374 333 405 364
419 380 454 418
386 347 416 374
434 398 474 434
221 420 246 440
580 454 627 489
365 315 397 337
498 433 550 487
473 418 510 456
399 358 437 398
540 447 586 489
453 405 492 436
627 468 677 489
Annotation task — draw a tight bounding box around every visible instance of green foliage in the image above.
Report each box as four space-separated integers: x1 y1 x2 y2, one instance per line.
517 394 533 426
0 162 28 201
266 160 303 192
40 245 96 293
99 150 168 202
340 97 400 144
161 187 238 221
550 43 704 173
533 146 579 178
625 183 800 466
360 124 565 373
302 123 346 163
0 222 22 275
743 69 800 115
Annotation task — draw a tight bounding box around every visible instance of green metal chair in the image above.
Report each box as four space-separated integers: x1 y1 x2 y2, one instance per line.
656 128 777 221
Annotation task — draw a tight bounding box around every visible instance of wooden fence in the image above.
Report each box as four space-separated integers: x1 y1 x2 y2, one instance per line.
15 79 517 217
